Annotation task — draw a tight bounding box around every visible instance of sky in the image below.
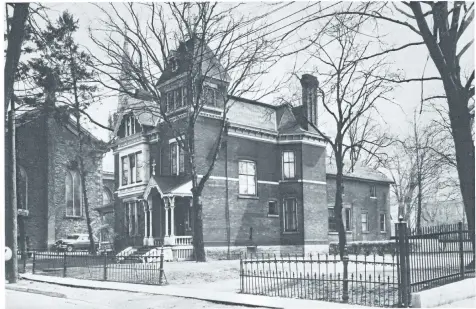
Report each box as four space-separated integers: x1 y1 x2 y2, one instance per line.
14 1 475 174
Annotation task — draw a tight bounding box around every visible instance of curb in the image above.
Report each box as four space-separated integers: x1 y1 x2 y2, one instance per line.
20 275 280 309
6 285 67 299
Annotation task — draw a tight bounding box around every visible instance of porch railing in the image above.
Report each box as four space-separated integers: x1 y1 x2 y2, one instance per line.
175 236 193 246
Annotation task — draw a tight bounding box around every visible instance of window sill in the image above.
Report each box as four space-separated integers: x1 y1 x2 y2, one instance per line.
65 216 83 220
282 231 299 234
380 231 387 234
267 214 279 218
370 197 377 200
238 195 259 200
329 231 352 235
119 182 144 190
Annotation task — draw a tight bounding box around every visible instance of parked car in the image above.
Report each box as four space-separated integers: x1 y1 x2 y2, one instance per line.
53 234 99 252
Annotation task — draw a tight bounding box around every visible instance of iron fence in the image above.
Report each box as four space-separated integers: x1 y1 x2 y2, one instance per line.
240 253 400 307
31 250 167 285
404 222 475 292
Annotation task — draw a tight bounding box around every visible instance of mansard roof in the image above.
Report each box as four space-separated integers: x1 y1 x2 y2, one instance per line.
157 37 231 86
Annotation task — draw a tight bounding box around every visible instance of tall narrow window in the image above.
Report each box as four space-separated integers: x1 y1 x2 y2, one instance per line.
328 208 337 232
121 156 129 186
283 198 297 232
361 213 369 232
125 203 130 236
380 213 386 232
125 116 130 136
129 154 136 184
175 88 182 108
344 208 351 231
103 188 111 206
136 152 142 182
182 87 188 106
179 145 185 174
170 142 178 175
17 166 27 210
167 91 174 111
370 185 377 198
282 151 295 179
66 170 82 217
238 160 256 196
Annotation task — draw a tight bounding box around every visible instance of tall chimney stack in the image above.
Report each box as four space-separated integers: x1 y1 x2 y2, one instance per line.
300 74 318 129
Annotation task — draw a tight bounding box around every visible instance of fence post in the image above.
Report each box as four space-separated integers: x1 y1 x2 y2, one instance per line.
397 217 409 307
342 247 349 304
32 252 36 274
239 254 243 292
103 252 108 281
62 251 67 278
458 221 465 279
159 245 164 285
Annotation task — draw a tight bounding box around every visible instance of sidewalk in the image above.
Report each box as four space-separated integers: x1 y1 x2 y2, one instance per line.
20 274 364 309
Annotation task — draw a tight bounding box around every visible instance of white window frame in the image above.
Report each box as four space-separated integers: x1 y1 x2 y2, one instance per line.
283 197 298 233
379 213 386 232
361 212 369 233
370 185 377 198
238 160 257 196
121 152 143 185
282 151 296 180
268 200 278 217
65 170 83 217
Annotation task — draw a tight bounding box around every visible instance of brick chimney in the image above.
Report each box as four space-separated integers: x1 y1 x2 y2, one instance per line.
300 74 318 129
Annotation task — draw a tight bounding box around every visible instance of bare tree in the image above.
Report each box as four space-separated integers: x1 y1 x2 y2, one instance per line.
310 1 476 253
347 114 394 172
383 112 447 231
280 15 395 258
89 2 283 261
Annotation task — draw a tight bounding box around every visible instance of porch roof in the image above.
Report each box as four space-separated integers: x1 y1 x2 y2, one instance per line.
143 176 192 199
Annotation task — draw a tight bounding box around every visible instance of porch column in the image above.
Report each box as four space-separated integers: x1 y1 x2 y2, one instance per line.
134 201 139 237
147 196 154 246
143 201 148 246
169 197 175 237
164 199 169 237
128 202 132 235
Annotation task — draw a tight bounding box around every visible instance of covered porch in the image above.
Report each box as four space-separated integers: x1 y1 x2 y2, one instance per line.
143 176 194 247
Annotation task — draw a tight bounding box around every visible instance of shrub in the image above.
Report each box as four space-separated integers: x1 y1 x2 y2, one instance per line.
329 240 398 256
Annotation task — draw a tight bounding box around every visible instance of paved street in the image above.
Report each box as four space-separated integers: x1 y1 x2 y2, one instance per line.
6 280 265 309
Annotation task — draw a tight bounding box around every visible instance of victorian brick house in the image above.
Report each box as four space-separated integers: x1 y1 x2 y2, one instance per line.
111 38 392 259
12 110 109 250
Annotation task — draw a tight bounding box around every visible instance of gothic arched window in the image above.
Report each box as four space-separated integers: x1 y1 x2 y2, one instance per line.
17 166 28 210
66 170 82 217
103 187 112 206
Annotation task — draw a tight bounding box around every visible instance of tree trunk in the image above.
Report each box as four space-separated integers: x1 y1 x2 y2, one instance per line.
446 92 475 266
192 192 206 262
4 3 29 110
79 156 96 254
335 153 347 260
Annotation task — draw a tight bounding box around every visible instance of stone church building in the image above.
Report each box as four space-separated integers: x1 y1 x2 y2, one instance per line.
11 110 110 250
111 38 392 259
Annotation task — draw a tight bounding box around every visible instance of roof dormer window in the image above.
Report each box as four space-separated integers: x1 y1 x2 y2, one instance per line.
170 57 178 72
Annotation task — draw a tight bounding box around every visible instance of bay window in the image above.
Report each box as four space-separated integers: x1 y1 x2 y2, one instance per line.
121 152 143 186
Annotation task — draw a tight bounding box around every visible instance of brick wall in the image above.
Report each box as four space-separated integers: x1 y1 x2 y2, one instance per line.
326 176 391 242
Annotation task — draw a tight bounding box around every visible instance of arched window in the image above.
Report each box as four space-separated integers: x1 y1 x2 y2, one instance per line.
66 170 82 217
103 187 112 206
17 166 27 210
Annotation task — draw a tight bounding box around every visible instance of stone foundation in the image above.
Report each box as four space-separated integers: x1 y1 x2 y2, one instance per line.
205 245 305 260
